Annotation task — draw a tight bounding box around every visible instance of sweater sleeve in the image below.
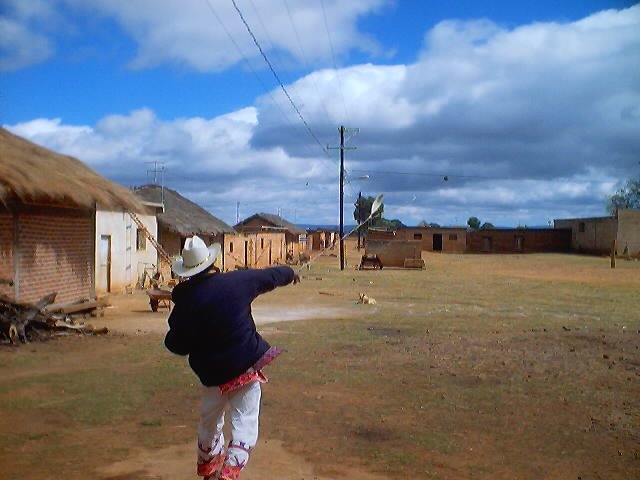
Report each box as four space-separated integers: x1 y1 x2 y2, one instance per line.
249 266 296 299
164 302 191 356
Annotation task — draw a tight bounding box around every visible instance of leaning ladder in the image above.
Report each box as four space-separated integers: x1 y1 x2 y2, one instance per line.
127 210 172 265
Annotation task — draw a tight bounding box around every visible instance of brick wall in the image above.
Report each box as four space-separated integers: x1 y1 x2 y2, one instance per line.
397 227 468 253
0 213 14 298
467 229 571 254
18 212 93 304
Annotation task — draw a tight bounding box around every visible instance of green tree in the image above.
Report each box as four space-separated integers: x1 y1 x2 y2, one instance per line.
467 216 481 229
480 222 495 229
607 178 640 215
353 195 384 225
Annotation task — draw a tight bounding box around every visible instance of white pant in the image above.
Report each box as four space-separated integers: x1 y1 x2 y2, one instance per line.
197 381 261 469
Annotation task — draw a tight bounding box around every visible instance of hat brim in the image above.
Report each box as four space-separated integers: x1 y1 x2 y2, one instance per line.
172 243 222 277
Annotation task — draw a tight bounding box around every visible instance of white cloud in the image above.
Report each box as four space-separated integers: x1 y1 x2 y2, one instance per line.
58 0 390 71
5 5 640 226
252 5 640 226
0 16 53 71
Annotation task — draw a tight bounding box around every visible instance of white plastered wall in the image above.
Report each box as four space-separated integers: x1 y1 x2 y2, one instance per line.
95 210 158 293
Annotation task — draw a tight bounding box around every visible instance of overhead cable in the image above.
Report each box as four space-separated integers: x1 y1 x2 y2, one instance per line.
230 0 330 156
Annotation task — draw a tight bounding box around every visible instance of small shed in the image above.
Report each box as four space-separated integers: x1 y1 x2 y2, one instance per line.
234 213 306 261
0 128 145 303
134 185 235 274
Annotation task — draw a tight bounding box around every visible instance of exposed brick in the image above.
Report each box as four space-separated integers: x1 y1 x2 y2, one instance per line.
17 212 93 303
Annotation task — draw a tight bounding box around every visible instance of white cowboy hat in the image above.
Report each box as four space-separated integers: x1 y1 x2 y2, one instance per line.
172 235 221 277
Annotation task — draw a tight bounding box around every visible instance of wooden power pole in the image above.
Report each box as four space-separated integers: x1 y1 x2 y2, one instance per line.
329 126 358 271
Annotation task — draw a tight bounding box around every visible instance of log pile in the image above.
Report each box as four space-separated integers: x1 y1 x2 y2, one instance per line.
0 293 108 346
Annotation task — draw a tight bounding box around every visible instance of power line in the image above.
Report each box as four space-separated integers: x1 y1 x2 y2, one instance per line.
319 0 351 124
203 0 294 127
230 0 329 156
350 168 520 181
283 0 335 142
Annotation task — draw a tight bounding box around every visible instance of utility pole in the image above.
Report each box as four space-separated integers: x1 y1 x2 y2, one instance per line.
329 125 358 271
356 191 362 250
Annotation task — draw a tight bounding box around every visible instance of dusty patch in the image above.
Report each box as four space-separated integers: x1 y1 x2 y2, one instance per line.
97 291 357 335
97 439 388 480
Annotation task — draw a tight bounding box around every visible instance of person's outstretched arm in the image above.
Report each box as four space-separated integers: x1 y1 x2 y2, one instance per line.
247 266 300 300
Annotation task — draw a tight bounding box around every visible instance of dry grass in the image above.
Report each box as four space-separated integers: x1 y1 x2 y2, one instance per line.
0 247 638 479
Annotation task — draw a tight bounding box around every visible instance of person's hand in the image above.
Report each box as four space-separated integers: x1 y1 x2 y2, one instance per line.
293 273 301 284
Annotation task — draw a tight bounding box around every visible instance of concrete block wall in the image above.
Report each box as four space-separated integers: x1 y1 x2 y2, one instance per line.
617 209 640 256
554 217 616 254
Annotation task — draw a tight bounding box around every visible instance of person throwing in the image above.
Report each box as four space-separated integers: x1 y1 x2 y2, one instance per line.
164 235 300 480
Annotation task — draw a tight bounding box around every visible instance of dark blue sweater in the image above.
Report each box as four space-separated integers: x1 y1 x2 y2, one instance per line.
164 266 295 386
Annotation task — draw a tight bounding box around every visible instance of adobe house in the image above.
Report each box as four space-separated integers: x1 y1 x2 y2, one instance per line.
307 229 338 251
554 209 640 256
397 226 468 253
223 231 287 270
467 228 571 254
0 128 145 303
134 185 235 274
234 213 306 261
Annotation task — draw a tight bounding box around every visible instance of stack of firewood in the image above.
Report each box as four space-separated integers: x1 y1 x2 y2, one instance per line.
0 293 108 346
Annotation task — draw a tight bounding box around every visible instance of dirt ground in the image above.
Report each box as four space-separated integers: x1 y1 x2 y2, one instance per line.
1 250 639 479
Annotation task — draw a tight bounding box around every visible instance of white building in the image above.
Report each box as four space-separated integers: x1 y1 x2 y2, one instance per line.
95 202 162 294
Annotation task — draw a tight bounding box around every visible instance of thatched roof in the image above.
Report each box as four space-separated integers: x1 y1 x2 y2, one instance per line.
135 185 234 236
0 128 144 212
235 212 305 236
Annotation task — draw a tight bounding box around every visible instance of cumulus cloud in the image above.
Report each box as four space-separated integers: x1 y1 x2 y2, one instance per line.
55 0 389 71
251 5 640 224
5 5 640 226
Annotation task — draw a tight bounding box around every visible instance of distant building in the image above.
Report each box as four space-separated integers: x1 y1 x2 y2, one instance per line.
554 209 640 256
235 213 307 261
396 226 468 253
467 228 571 254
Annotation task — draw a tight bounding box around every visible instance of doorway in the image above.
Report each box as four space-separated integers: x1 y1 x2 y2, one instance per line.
432 234 443 252
100 235 112 293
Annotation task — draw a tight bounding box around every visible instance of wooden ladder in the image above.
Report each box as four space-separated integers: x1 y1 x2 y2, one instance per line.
127 210 172 265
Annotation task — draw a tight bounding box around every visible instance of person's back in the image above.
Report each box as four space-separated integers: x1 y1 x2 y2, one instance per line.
167 267 294 386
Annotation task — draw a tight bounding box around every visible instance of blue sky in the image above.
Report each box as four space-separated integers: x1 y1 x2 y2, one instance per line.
2 0 639 227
